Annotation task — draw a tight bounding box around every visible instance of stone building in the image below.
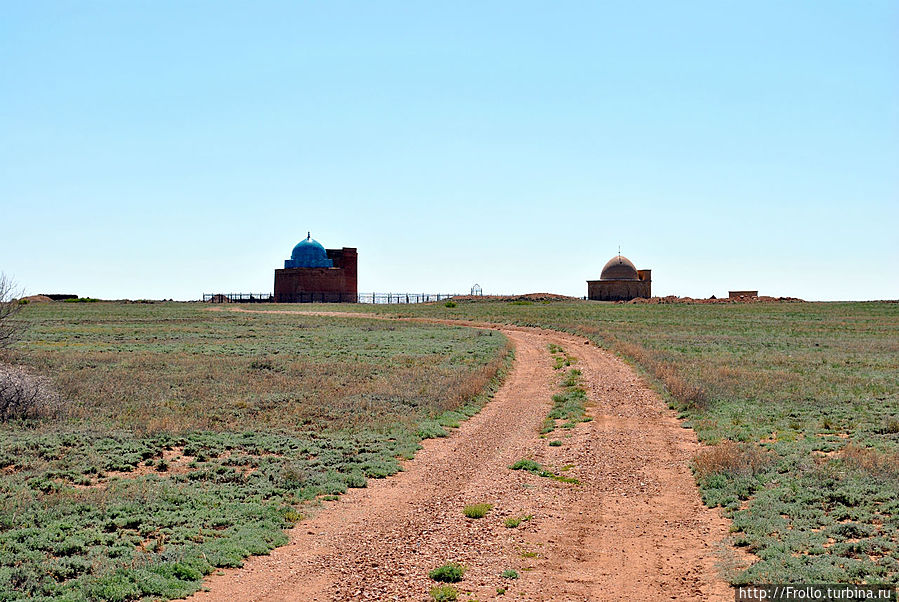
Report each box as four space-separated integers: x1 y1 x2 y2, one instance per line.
587 255 651 301
274 233 357 302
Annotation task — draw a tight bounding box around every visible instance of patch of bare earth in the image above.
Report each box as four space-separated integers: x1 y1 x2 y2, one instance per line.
70 448 196 490
190 315 734 601
72 448 267 490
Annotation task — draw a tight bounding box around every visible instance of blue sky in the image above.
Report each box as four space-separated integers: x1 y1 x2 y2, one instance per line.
1 1 896 301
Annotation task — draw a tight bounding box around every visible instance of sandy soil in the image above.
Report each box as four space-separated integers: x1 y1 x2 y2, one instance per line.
191 311 734 601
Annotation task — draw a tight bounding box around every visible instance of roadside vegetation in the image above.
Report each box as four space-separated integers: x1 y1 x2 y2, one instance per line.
331 299 899 585
509 458 579 485
503 514 532 529
462 503 492 519
429 562 464 583
0 302 511 601
541 346 588 434
429 584 458 601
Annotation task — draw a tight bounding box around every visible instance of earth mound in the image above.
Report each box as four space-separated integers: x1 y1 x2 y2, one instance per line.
451 293 583 303
626 295 804 305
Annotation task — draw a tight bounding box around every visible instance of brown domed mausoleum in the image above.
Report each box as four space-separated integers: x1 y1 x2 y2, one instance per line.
587 255 651 301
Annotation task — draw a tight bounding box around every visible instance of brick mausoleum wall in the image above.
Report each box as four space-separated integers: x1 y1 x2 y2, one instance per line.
587 279 651 301
327 248 358 296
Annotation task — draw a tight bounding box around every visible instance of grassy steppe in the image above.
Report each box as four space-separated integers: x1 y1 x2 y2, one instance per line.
324 299 899 584
0 302 510 601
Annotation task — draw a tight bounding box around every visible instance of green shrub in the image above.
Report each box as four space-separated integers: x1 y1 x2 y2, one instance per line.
444 301 457 308
509 459 541 472
89 571 143 601
418 420 449 439
341 470 367 488
429 562 464 583
549 440 562 447
500 569 519 579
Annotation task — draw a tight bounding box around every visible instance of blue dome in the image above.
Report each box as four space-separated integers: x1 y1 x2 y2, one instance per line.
285 233 333 268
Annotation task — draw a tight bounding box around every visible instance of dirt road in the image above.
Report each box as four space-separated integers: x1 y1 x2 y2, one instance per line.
191 314 732 601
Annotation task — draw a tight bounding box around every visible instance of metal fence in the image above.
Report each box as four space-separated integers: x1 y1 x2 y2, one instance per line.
203 293 273 303
202 292 467 304
360 293 463 304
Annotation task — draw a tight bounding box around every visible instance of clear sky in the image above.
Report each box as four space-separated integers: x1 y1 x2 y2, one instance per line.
1 1 897 301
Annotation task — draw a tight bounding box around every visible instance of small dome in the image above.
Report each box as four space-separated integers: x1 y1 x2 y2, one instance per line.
600 255 639 280
285 233 333 268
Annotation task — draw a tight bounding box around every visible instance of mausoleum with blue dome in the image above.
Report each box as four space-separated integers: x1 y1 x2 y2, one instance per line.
274 233 357 302
285 233 334 268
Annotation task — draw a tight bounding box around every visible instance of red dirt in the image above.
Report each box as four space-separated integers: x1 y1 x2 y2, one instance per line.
191 310 737 601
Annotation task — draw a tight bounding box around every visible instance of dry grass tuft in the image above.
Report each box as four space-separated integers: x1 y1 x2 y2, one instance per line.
614 340 707 409
462 503 492 518
653 364 707 409
842 444 899 481
692 440 770 479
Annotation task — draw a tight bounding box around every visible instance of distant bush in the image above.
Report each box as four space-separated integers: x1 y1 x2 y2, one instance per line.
444 301 457 308
0 363 61 422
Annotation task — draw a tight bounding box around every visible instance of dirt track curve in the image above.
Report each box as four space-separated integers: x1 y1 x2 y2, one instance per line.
192 311 733 601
